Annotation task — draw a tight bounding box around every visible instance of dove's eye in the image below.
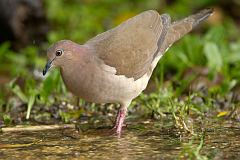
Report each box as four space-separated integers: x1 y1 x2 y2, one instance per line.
56 49 63 56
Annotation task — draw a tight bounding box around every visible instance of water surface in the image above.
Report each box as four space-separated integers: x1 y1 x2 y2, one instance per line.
0 120 239 159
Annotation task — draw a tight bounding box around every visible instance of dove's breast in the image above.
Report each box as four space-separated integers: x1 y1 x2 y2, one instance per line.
60 56 153 104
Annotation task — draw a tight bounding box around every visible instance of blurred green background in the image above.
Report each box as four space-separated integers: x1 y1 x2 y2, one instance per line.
0 0 239 125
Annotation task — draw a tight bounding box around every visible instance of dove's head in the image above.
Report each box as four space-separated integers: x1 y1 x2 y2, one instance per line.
43 40 86 76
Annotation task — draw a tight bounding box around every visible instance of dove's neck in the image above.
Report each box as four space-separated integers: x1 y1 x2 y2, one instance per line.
59 46 99 94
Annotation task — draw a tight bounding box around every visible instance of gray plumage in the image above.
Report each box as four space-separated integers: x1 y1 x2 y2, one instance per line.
43 9 213 134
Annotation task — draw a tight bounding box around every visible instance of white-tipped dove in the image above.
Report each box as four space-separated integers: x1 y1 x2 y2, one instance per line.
43 9 213 135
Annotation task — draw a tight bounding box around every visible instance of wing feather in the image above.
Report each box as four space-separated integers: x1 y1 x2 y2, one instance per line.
85 10 171 80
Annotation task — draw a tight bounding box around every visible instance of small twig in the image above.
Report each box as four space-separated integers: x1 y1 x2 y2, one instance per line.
1 124 75 133
0 140 43 149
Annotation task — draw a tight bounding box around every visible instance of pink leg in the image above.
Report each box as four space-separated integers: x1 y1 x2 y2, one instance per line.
112 101 131 136
115 107 127 135
113 109 121 129
112 102 132 135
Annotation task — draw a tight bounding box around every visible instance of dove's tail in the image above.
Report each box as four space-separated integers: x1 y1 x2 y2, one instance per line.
189 8 214 28
159 8 213 53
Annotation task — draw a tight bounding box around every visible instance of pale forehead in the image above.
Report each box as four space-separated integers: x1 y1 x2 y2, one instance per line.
47 40 74 58
48 40 73 51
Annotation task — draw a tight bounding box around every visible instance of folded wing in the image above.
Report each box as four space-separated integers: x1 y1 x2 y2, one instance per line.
85 10 171 80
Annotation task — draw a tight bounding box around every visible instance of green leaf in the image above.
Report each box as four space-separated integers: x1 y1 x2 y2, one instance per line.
203 42 222 72
225 52 240 63
3 114 12 125
26 94 36 119
9 82 28 103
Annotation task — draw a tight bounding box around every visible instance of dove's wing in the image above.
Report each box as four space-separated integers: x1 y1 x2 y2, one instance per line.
85 10 171 80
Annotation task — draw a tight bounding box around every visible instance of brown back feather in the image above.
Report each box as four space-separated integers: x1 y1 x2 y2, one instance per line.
85 9 213 80
86 10 170 80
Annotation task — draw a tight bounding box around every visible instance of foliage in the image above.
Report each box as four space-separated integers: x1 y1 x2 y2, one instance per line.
178 135 208 160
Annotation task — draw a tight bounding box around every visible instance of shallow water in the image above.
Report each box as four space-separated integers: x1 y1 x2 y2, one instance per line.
0 120 239 160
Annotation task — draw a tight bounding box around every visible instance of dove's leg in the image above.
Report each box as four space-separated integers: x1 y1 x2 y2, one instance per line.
113 101 131 135
115 107 127 134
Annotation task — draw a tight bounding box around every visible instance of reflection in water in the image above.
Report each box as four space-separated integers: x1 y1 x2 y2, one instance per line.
0 121 239 159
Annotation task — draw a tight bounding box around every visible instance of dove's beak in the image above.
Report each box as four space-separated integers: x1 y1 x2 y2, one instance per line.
43 57 55 76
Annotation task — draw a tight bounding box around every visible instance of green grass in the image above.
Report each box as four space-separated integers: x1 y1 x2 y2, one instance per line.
178 135 208 160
